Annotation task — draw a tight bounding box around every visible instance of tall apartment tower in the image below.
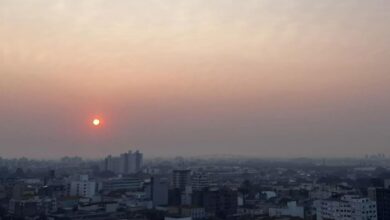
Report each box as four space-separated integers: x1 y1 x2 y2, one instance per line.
151 177 169 207
134 150 143 172
172 170 191 191
103 150 143 174
368 187 390 220
120 153 129 173
127 151 136 174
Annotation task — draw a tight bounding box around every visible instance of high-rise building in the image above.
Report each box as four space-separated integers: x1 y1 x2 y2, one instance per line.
119 153 128 174
134 150 143 172
103 150 143 174
368 187 390 220
127 150 143 174
104 155 122 174
151 177 169 207
172 170 191 191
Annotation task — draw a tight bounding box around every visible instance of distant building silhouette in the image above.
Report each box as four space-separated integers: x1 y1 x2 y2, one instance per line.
102 150 143 174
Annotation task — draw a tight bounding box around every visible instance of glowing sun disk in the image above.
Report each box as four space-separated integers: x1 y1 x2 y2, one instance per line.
93 119 100 126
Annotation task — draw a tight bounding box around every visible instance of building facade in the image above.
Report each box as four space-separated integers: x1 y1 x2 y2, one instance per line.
69 175 97 198
103 150 143 174
368 187 390 220
103 177 142 191
172 170 191 191
316 195 377 220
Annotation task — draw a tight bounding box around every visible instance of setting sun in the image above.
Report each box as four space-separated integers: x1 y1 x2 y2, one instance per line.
92 119 100 126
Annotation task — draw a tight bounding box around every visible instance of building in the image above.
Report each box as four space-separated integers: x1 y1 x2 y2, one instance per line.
368 187 390 220
103 177 142 191
181 186 192 206
192 187 238 218
9 199 42 218
262 191 277 200
103 150 143 174
269 201 304 218
48 210 125 220
169 188 182 206
172 170 191 191
152 177 169 207
182 207 206 220
165 217 192 220
164 206 205 220
69 175 97 198
134 150 143 172
9 198 57 218
39 184 66 198
316 195 377 220
104 155 121 174
191 173 210 191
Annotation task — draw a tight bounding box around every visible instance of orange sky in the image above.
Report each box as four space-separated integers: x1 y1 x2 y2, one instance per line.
1 0 390 158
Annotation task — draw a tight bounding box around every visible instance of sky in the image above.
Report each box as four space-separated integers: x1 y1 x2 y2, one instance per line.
1 0 390 159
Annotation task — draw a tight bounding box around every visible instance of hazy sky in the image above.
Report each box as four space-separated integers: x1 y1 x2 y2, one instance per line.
1 0 390 158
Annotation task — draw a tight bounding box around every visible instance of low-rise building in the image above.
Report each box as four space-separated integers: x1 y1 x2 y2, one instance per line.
103 176 142 191
269 201 304 219
316 195 377 220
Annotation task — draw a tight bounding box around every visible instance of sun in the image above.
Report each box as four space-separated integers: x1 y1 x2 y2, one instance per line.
92 119 100 126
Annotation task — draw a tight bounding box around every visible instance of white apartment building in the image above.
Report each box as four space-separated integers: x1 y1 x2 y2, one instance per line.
316 195 377 220
69 175 97 198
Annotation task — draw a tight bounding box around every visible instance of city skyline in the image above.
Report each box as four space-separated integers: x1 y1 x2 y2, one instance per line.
1 0 390 158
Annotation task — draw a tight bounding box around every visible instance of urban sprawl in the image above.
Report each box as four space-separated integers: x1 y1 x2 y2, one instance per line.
0 151 389 220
